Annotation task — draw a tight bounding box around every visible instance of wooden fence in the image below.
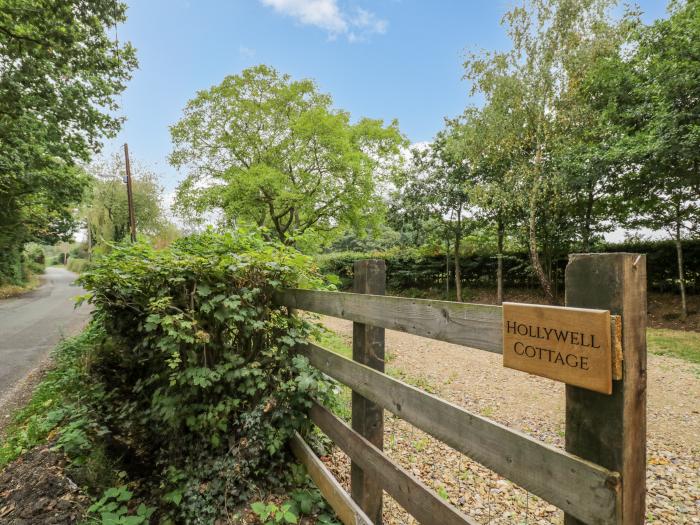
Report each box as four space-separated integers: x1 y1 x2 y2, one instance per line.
274 253 647 525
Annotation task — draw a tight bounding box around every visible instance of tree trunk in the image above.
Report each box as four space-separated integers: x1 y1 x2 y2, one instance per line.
496 217 504 305
445 238 450 300
582 181 594 252
674 226 688 321
454 230 462 302
86 220 92 261
529 193 555 304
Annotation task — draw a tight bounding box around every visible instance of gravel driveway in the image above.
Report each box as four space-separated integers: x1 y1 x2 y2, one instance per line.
320 316 700 524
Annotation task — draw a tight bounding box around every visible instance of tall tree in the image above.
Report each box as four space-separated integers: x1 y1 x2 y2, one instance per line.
552 7 639 251
84 155 167 245
464 0 631 303
448 93 524 304
170 65 406 246
394 129 473 301
633 0 700 320
591 0 700 319
0 0 137 283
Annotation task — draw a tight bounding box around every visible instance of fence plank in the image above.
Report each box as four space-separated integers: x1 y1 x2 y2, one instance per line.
290 432 373 525
275 288 503 353
300 342 620 525
351 260 385 523
309 401 478 525
565 253 647 524
275 290 621 361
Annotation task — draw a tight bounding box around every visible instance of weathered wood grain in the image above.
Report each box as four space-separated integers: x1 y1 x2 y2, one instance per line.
274 288 503 353
300 342 620 525
309 401 478 525
565 253 647 525
350 260 385 523
290 432 373 525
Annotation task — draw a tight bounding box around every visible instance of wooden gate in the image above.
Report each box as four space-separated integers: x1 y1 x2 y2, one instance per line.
274 253 647 525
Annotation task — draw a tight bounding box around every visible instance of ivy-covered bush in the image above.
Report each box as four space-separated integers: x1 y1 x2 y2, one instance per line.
79 229 334 522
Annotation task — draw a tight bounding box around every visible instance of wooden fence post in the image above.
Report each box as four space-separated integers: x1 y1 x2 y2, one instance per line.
351 259 386 524
564 253 647 524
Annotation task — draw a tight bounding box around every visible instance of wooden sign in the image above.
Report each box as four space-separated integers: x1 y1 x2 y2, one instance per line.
502 303 612 394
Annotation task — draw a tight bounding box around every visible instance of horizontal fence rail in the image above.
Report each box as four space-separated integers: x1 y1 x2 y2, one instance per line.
274 289 503 353
290 432 373 525
309 401 478 525
300 342 620 525
275 289 622 375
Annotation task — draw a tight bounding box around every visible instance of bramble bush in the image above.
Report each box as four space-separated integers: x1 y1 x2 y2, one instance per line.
78 229 335 523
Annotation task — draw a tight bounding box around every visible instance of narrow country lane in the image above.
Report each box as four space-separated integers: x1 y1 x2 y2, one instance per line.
0 267 91 396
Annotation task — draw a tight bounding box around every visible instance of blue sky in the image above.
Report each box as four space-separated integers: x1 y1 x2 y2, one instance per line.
105 0 669 194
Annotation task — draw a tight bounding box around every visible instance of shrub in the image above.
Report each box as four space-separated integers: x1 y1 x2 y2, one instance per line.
0 243 45 285
318 239 700 295
21 245 45 280
67 258 89 274
317 249 540 292
79 229 334 522
0 244 23 284
602 239 700 294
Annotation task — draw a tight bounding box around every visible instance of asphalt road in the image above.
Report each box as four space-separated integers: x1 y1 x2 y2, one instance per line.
0 267 91 396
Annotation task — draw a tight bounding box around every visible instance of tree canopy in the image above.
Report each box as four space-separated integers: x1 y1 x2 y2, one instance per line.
454 0 642 302
585 0 700 317
84 154 168 246
170 65 406 246
0 0 137 283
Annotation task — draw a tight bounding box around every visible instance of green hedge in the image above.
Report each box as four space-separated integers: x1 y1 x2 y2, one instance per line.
602 239 700 294
66 258 89 274
0 244 46 285
317 249 542 291
317 239 700 295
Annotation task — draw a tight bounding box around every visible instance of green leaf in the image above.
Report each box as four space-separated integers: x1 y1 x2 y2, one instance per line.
136 503 155 518
251 501 271 521
121 516 146 525
100 512 122 525
164 489 183 506
196 284 211 296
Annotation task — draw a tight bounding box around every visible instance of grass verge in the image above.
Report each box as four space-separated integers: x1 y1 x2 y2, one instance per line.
647 328 700 365
0 274 41 300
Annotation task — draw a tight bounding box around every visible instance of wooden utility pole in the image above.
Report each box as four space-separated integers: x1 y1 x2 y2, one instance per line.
123 143 137 242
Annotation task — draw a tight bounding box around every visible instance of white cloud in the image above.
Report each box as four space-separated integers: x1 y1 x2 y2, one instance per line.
260 0 387 41
239 45 256 59
352 7 387 34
